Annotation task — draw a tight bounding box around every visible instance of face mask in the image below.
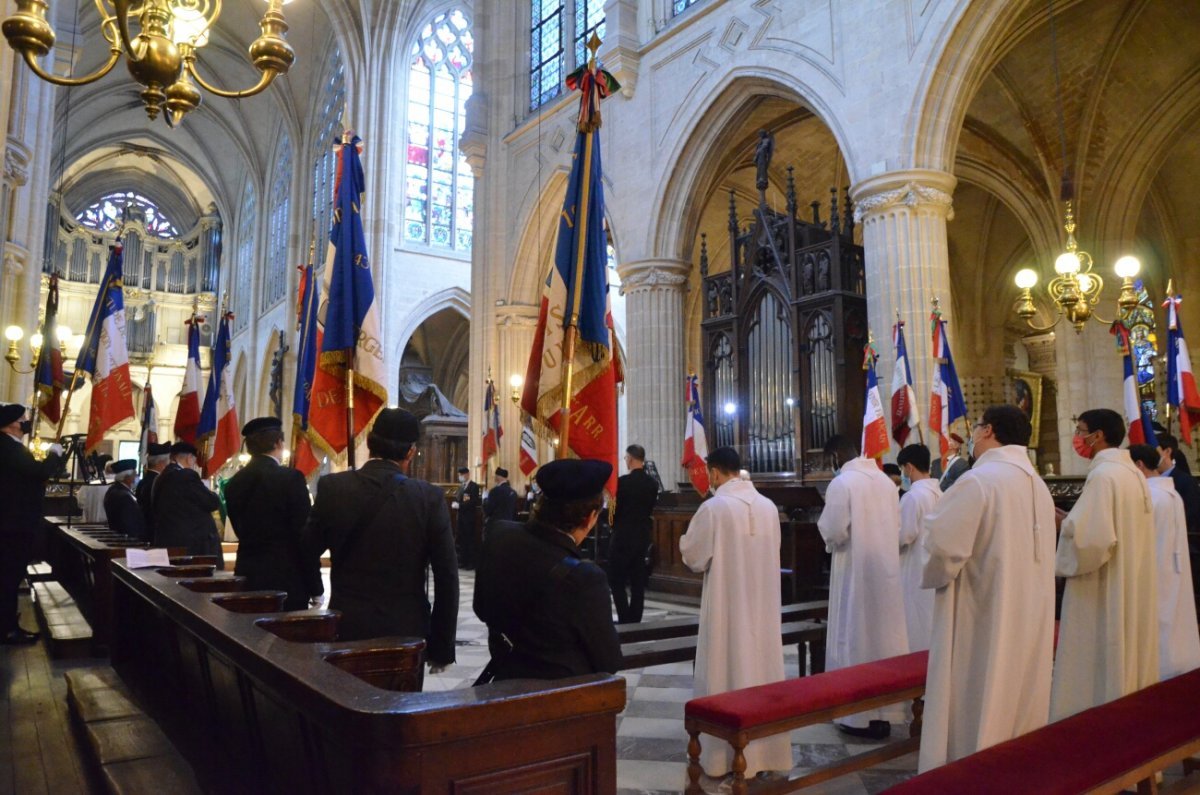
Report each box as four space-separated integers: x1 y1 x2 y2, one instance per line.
1073 434 1095 460
458 476 467 484
18 419 31 436
900 473 911 490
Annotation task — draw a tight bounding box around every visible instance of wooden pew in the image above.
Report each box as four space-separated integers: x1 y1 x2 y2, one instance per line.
684 650 929 794
616 600 827 643
622 620 828 675
886 667 1200 795
109 560 625 794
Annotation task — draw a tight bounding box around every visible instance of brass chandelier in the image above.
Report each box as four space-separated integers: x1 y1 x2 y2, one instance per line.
2 0 295 126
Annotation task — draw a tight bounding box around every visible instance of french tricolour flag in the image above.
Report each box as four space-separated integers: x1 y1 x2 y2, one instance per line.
139 380 158 469
174 315 203 444
862 345 890 465
481 378 502 463
519 420 538 476
1112 322 1158 446
891 320 921 446
75 244 135 452
1164 293 1200 444
929 310 969 464
197 312 239 474
681 374 710 495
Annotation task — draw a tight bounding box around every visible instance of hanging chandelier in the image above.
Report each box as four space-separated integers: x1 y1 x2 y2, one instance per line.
1 0 295 127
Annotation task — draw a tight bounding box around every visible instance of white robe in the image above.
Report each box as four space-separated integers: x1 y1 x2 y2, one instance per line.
1147 476 1200 680
817 457 909 727
1052 447 1159 720
680 478 793 777
916 445 1056 772
899 478 941 653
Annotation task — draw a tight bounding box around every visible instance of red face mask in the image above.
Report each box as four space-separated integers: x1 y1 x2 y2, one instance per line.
1073 433 1095 460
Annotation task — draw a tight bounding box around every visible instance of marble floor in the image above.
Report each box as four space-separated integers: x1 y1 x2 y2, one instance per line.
409 572 919 795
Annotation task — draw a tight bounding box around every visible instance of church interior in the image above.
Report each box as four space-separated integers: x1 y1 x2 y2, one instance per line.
2 0 1200 792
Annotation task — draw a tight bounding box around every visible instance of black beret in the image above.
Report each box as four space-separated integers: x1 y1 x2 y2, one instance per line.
457 467 470 475
371 408 419 444
111 459 138 474
0 403 26 426
171 441 198 456
495 467 509 478
242 416 283 437
147 442 172 456
536 459 612 501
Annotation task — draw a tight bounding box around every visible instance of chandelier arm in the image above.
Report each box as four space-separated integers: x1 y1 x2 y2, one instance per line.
185 60 277 99
21 47 118 86
110 0 141 64
1091 310 1115 325
1021 314 1062 334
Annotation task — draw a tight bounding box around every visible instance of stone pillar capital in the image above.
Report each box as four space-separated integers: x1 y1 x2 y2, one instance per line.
494 302 540 326
617 258 690 294
850 169 957 223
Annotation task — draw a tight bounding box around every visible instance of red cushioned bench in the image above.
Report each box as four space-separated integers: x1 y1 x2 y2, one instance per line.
684 650 928 794
883 666 1200 795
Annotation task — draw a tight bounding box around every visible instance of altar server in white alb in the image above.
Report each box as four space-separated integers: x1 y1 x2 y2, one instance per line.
917 405 1056 772
1128 444 1200 680
1052 408 1158 720
679 447 793 779
817 435 909 739
895 443 941 653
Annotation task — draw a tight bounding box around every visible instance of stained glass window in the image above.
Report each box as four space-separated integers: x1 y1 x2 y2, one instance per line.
262 135 291 311
78 191 179 238
673 0 702 16
405 9 474 252
233 182 255 334
573 0 605 72
312 54 345 260
531 1 564 108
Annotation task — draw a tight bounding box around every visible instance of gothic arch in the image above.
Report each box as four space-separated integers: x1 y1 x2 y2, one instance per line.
391 286 472 372
650 70 855 265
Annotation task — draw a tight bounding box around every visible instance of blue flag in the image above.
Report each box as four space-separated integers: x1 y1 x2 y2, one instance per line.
553 128 610 351
292 263 320 431
76 246 128 378
321 137 373 356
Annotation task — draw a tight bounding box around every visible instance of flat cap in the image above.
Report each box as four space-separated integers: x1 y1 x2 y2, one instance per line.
371 408 420 444
147 442 172 456
242 416 283 437
171 441 198 456
536 459 612 501
457 467 470 475
0 403 26 426
111 459 137 474
495 467 509 478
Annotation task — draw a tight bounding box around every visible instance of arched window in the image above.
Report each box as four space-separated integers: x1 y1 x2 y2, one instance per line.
312 53 345 259
233 182 256 334
262 134 292 311
78 191 179 238
404 9 474 252
673 0 702 16
529 1 605 110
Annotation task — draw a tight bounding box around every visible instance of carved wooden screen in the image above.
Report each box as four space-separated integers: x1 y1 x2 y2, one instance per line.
746 289 794 472
709 332 736 449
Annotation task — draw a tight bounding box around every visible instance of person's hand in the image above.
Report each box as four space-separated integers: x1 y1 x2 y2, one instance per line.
451 501 460 510
308 595 324 608
48 443 64 457
428 661 449 674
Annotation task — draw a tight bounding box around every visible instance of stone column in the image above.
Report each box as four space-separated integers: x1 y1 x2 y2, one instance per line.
851 169 957 437
617 258 689 489
495 304 539 488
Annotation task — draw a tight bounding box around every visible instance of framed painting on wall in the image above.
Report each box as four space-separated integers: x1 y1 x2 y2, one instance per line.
1006 370 1043 448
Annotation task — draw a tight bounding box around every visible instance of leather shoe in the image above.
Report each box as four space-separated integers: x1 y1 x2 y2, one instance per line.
835 720 891 740
1 627 40 645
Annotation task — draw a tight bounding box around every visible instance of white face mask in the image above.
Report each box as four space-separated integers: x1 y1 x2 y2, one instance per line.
458 475 467 484
900 473 912 490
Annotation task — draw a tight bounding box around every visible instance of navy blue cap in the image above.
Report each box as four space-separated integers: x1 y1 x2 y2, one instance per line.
241 416 283 437
535 459 612 501
111 459 137 474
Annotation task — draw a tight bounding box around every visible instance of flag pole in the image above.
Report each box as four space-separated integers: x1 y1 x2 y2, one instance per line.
559 36 603 460
339 126 357 470
291 238 316 468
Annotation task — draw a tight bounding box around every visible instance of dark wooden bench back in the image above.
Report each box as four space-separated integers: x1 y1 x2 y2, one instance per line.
255 611 342 643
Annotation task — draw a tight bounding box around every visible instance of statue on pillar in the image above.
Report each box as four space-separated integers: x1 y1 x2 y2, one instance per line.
753 129 774 206
268 330 289 420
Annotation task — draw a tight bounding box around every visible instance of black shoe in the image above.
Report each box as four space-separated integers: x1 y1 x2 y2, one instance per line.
0 627 40 645
835 720 890 740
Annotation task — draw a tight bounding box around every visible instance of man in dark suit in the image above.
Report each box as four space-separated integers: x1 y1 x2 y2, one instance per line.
474 458 622 681
136 442 170 535
452 466 481 569
608 444 660 623
224 417 319 610
302 408 458 677
103 459 147 540
151 441 224 567
938 432 970 491
0 403 64 644
484 467 517 536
